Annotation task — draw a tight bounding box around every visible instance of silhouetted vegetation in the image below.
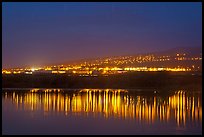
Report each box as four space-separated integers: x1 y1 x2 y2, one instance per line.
2 72 202 91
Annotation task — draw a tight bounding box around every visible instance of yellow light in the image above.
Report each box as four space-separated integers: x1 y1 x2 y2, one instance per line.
45 67 52 70
25 71 32 74
52 71 58 74
5 71 11 74
59 71 66 74
105 67 109 71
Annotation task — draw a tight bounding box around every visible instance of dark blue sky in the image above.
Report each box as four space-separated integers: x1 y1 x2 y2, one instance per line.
2 2 202 68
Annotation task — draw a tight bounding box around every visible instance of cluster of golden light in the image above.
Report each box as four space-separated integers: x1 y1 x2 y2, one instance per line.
2 53 202 75
1 66 195 75
191 57 202 61
79 89 128 93
45 67 52 70
52 70 66 74
95 55 156 65
79 53 201 66
123 67 190 72
30 88 61 93
174 53 202 61
2 70 12 74
4 89 202 126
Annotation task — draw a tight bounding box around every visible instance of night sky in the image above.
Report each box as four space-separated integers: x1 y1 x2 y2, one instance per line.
2 2 202 69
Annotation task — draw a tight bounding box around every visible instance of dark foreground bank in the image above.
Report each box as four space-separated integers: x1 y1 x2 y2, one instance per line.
2 71 202 90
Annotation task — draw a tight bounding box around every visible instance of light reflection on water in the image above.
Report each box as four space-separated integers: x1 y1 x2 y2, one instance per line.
2 89 202 134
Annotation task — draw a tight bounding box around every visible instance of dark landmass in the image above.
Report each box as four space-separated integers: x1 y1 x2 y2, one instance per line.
2 72 202 91
34 46 202 69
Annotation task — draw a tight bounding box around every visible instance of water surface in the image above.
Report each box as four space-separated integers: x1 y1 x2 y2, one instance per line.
2 88 202 135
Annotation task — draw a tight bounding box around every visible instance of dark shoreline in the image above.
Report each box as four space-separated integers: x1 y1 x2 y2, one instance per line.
2 72 202 91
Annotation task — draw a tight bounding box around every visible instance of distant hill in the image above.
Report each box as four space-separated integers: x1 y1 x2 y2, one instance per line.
34 46 202 69
150 46 202 56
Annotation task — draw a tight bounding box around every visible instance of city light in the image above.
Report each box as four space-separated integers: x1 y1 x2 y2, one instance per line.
2 53 202 75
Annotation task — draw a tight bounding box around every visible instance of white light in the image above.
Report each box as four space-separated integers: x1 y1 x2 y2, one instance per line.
31 68 35 71
25 72 32 74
